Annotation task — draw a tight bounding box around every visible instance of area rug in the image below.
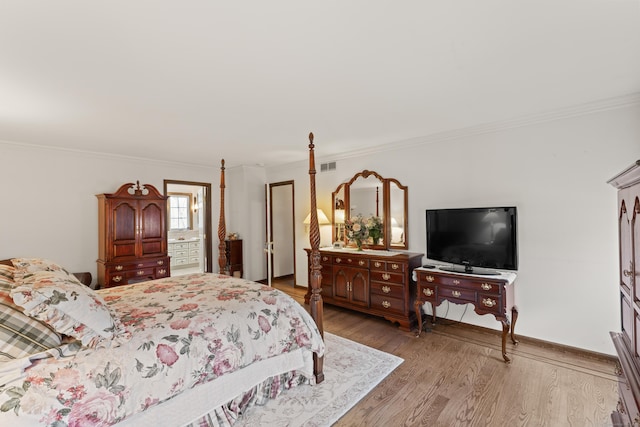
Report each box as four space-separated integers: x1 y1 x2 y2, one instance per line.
236 332 403 427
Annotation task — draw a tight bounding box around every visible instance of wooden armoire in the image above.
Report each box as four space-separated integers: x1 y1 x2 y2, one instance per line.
609 160 640 425
97 181 170 288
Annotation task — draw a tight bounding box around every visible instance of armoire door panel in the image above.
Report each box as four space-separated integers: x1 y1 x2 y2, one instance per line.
140 202 164 240
113 202 137 242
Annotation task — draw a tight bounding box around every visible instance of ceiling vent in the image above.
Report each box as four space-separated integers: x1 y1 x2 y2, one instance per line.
320 161 336 172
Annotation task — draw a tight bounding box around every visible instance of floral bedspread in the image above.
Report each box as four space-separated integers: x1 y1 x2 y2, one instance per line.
0 274 325 426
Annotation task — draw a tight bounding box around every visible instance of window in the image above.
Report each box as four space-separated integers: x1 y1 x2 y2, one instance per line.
168 193 192 230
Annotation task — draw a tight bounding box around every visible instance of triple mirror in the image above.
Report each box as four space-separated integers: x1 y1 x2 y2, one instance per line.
332 170 408 250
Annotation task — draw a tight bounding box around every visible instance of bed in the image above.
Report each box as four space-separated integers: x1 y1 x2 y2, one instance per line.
0 134 326 426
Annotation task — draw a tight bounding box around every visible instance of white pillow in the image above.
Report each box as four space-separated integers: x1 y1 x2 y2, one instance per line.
11 270 130 349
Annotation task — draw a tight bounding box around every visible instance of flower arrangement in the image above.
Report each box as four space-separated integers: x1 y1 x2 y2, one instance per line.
345 214 383 250
367 215 383 245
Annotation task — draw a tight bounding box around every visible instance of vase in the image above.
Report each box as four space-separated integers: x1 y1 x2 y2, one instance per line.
355 239 363 251
373 237 380 245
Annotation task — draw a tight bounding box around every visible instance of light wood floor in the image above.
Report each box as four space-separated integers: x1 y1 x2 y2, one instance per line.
273 281 619 427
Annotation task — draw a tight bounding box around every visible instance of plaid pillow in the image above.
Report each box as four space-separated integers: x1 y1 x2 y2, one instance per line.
0 277 62 362
0 265 14 282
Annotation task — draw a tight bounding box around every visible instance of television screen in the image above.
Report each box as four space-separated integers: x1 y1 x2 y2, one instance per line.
426 207 518 273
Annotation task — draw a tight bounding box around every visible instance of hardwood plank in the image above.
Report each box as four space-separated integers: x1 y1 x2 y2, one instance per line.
273 282 618 426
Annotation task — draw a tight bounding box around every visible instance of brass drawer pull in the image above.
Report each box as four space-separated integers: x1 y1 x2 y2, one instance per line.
158 268 167 275
423 288 433 297
482 298 496 307
382 273 391 281
382 285 391 293
137 270 145 276
391 263 399 270
453 279 460 285
322 256 329 262
112 276 122 282
374 261 382 267
382 301 391 309
452 290 461 297
115 265 123 271
157 260 164 265
336 257 342 263
425 275 435 282
481 283 492 291
359 260 366 266
138 263 144 268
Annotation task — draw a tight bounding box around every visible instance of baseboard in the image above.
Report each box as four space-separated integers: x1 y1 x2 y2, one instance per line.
429 316 617 363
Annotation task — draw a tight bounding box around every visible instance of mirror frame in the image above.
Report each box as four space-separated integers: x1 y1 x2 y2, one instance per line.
332 170 408 250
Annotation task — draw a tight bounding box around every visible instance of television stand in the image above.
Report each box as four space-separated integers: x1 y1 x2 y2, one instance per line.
413 267 518 363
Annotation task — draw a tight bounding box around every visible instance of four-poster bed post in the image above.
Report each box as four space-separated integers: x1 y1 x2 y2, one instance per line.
218 159 229 275
214 136 324 383
307 132 325 383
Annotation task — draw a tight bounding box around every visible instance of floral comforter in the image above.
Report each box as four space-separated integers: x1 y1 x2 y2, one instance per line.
0 274 325 426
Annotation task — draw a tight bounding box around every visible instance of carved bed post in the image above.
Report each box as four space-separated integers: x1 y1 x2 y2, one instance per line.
308 132 325 384
218 159 229 275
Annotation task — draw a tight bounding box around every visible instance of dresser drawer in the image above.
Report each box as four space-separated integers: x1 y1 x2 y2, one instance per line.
437 285 476 304
371 259 405 272
477 293 503 314
333 256 369 268
125 267 156 280
320 254 332 265
370 281 403 299
418 284 437 301
370 270 404 285
155 265 170 278
370 294 404 315
171 242 189 250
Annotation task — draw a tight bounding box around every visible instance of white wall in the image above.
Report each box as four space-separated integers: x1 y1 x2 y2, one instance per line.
225 165 267 280
1 102 638 355
0 143 221 277
265 103 640 355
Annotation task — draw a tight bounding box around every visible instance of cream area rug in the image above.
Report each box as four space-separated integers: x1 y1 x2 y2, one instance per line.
237 332 403 427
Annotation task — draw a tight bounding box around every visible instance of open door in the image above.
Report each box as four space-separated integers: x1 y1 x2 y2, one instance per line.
164 180 213 275
267 181 296 287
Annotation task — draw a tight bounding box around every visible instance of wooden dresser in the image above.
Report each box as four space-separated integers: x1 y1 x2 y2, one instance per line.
97 181 170 288
414 267 518 363
608 160 640 426
304 249 423 331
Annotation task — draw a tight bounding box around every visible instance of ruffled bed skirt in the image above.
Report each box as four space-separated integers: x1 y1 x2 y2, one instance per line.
185 370 312 427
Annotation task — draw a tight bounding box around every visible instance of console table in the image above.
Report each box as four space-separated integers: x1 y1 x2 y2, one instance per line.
413 267 518 363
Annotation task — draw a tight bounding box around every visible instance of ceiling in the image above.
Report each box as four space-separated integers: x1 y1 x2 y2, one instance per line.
1 1 639 168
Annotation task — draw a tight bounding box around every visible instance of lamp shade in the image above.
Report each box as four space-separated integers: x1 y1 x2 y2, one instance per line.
304 209 330 225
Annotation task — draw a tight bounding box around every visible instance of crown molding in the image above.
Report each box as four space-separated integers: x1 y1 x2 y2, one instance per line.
325 92 640 163
0 139 214 169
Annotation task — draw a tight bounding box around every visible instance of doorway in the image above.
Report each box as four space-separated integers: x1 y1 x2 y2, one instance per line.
164 180 213 275
267 181 296 287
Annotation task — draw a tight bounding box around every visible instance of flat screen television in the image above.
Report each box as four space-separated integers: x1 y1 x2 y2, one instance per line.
426 207 518 275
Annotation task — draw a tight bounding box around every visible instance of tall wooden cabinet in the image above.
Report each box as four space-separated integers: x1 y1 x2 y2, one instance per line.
97 181 170 288
609 160 640 426
225 239 243 278
305 249 423 331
